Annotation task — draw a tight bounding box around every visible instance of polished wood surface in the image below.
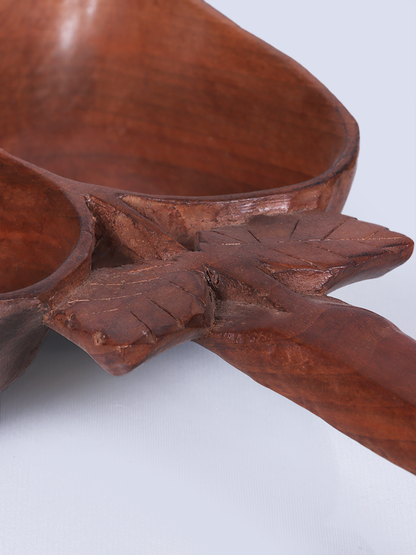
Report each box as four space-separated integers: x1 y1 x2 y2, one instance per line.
0 0 415 476
0 0 357 204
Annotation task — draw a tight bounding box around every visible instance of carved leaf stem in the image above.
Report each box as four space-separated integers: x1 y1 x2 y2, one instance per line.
47 197 416 474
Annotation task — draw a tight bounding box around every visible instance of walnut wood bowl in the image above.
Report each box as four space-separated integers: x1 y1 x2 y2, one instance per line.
1 0 415 476
0 0 358 239
0 0 359 304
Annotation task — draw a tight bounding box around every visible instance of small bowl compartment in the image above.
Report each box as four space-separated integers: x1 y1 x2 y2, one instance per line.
0 159 81 294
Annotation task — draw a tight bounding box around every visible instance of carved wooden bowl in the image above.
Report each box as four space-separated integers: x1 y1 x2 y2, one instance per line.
0 0 415 475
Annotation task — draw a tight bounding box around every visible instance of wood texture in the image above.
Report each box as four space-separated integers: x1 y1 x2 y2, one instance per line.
0 0 358 239
47 201 413 376
0 0 415 477
46 196 416 475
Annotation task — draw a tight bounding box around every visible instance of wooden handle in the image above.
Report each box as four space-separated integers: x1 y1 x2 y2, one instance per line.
197 296 416 475
1 178 410 477
44 205 416 475
193 212 416 474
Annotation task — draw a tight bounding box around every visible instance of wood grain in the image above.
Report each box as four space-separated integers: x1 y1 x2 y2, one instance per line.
42 197 416 474
0 0 358 232
0 0 414 477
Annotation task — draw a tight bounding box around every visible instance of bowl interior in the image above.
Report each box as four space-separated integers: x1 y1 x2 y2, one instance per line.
0 0 348 197
0 162 81 294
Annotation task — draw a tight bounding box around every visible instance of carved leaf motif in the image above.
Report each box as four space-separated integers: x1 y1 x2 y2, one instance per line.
193 213 416 474
197 212 413 295
48 196 213 373
46 199 416 474
48 201 413 378
51 259 214 374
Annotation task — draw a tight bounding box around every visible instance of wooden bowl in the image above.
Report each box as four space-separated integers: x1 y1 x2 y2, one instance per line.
0 0 359 304
1 0 415 476
0 0 358 358
0 0 356 372
0 0 358 242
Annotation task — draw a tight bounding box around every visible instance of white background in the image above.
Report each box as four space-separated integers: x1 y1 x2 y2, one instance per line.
1 1 415 554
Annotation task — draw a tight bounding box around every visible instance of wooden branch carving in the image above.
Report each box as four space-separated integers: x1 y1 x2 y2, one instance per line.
0 0 414 480
40 196 416 475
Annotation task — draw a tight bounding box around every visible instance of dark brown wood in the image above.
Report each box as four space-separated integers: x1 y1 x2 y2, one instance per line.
0 0 358 241
0 0 415 476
